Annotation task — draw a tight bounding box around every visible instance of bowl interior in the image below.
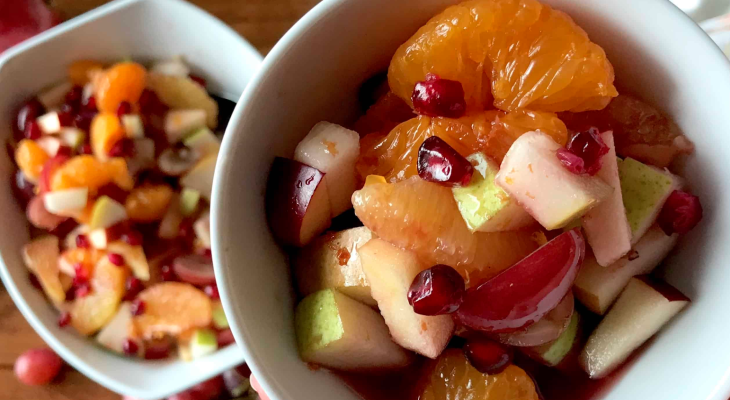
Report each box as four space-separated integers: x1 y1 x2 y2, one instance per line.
213 0 730 399
0 0 261 398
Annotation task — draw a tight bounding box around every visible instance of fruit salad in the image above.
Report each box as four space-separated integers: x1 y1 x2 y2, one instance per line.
265 0 703 398
11 56 236 361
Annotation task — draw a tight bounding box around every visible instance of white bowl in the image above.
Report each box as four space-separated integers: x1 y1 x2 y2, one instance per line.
213 0 730 399
0 0 261 398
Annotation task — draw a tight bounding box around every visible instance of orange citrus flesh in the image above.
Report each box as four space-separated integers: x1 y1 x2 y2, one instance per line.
91 113 125 159
133 282 212 339
70 257 127 336
15 139 50 183
351 91 415 136
95 62 147 113
125 185 174 222
50 155 133 193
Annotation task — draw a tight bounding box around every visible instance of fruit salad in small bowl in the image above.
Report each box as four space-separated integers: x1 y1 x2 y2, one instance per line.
235 0 713 399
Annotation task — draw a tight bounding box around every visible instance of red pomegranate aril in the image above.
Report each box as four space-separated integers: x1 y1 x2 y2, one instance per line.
16 97 46 136
658 190 703 235
204 285 220 300
58 311 71 327
84 96 98 112
79 143 92 155
407 264 465 315
76 234 90 249
411 73 466 118
116 101 133 117
74 281 91 298
123 276 145 301
130 299 146 316
161 264 177 282
189 74 207 87
417 136 473 187
556 148 585 175
57 109 74 127
121 230 143 246
562 127 609 176
108 253 124 266
122 338 139 356
73 262 88 282
108 138 135 158
14 348 62 386
463 337 513 374
24 121 42 140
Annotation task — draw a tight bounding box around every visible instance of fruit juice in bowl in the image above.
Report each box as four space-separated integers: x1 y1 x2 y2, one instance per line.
213 0 730 399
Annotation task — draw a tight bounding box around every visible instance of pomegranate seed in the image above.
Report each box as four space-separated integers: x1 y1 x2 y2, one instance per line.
64 86 84 110
121 230 143 246
73 263 88 282
408 264 465 315
559 127 609 176
411 73 466 118
58 311 72 327
28 272 42 291
122 338 139 356
16 97 46 137
79 143 92 155
123 276 145 301
189 74 207 87
463 337 513 374
108 253 125 266
73 111 96 131
161 264 177 281
658 190 703 235
84 96 97 112
56 145 73 157
130 299 146 316
556 148 585 174
116 101 133 117
204 285 220 300
417 136 473 187
108 138 135 158
24 121 42 139
74 281 91 298
58 109 74 127
75 234 90 249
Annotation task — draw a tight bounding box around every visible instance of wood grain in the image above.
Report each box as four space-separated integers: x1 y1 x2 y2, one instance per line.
2 0 320 398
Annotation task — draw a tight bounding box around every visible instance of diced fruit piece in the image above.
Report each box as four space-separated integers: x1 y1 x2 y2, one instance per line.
417 136 473 187
193 212 211 248
456 229 585 333
50 155 133 192
295 289 411 371
165 109 207 143
89 196 127 229
580 276 689 379
64 224 91 249
463 337 513 374
561 128 610 176
158 147 200 177
151 58 191 77
91 113 125 161
265 158 332 247
35 136 62 157
582 131 632 266
96 302 133 354
419 349 539 400
222 368 252 398
159 193 184 239
494 291 574 347
412 74 466 118
212 303 229 329
68 60 104 85
183 127 221 158
574 225 678 314
352 176 541 283
95 62 147 113
359 239 454 358
496 131 612 230
16 139 50 183
352 90 415 136
58 248 104 278
14 348 62 386
133 282 212 339
657 190 703 235
453 152 534 232
293 122 360 217
124 184 173 222
619 157 682 242
180 188 201 217
22 236 65 305
121 114 144 138
107 241 150 281
525 311 581 366
364 174 387 186
147 73 218 128
43 188 88 216
26 195 67 230
88 228 108 249
126 138 156 176
293 226 375 306
15 97 46 137
59 128 85 149
38 82 73 111
180 155 217 201
70 257 128 335
408 264 465 315
189 328 218 359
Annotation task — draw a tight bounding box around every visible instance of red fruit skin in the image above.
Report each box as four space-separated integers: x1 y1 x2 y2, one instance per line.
123 276 145 301
455 229 585 333
412 73 466 118
38 154 70 194
122 339 139 356
657 190 703 235
407 264 465 315
173 255 216 286
417 136 474 187
14 348 62 386
168 391 199 400
217 329 236 347
204 285 220 300
191 376 225 400
463 337 513 374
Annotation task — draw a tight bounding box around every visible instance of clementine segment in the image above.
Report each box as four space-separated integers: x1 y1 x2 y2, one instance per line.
95 62 147 113
125 184 174 222
133 282 212 339
15 139 50 183
91 113 125 159
50 155 133 193
70 257 128 335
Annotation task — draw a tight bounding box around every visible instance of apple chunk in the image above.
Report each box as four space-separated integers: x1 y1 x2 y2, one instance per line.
359 239 454 359
582 131 632 266
293 226 376 306
180 155 217 202
96 302 133 354
294 122 359 217
295 289 412 371
265 157 332 247
573 225 678 315
580 276 689 379
524 311 581 367
496 131 612 230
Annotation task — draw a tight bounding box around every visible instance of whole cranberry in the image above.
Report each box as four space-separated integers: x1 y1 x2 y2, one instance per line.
407 264 465 315
463 337 513 374
411 73 466 118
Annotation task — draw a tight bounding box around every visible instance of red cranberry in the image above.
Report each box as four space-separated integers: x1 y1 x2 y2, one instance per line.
74 281 91 298
204 285 220 300
161 264 177 281
108 138 135 158
24 121 42 139
116 101 133 117
75 234 90 249
108 253 125 266
407 264 465 315
58 312 72 328
463 337 513 374
97 183 129 204
122 339 139 356
417 136 473 187
189 74 207 87
121 230 143 246
84 96 97 112
556 148 585 175
16 97 46 136
559 127 609 176
130 299 146 316
79 143 92 155
74 111 96 131
411 73 466 118
658 190 703 235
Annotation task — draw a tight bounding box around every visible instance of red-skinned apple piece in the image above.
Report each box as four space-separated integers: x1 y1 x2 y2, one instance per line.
265 157 332 247
455 229 585 333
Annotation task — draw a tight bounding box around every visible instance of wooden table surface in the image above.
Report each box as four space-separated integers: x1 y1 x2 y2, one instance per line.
1 1 320 398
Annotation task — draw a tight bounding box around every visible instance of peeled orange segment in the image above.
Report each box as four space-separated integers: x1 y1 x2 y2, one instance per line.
50 155 133 193
352 177 541 281
91 113 125 160
95 62 147 113
484 109 568 163
351 91 415 136
133 282 212 339
420 349 540 400
125 184 174 222
59 248 105 277
388 0 617 113
146 73 218 129
70 257 128 335
15 139 51 183
22 236 65 306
